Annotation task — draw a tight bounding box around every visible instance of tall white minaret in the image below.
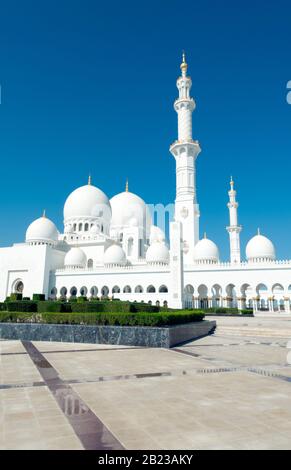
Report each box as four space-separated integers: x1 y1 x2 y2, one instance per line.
226 177 242 264
170 52 201 260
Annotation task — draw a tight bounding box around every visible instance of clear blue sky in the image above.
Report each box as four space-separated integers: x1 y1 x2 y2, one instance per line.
0 0 291 260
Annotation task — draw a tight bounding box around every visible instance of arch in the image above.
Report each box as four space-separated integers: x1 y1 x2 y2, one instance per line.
159 285 168 293
78 223 83 231
80 286 87 297
70 286 77 297
147 285 156 293
50 287 57 299
60 287 67 297
163 301 168 308
101 286 109 297
211 284 222 307
87 259 93 269
198 284 208 309
84 223 89 232
272 283 284 312
90 286 98 298
13 279 24 294
225 283 237 308
123 285 131 293
288 284 291 292
135 285 143 293
112 285 120 294
184 284 194 294
256 283 268 294
156 301 160 307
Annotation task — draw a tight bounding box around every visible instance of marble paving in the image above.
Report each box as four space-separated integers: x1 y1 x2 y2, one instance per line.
0 316 291 450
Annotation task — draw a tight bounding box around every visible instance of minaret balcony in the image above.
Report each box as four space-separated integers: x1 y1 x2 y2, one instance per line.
170 139 201 157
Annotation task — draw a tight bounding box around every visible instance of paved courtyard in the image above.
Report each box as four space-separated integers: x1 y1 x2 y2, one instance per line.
1 316 291 450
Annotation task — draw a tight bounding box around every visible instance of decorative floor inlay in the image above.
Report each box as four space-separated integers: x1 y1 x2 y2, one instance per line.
21 340 124 450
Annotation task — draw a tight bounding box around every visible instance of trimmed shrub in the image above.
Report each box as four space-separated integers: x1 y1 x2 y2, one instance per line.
32 294 45 301
5 297 10 302
0 311 37 323
23 297 30 301
77 296 88 303
6 301 37 312
40 310 205 326
129 303 159 313
241 309 253 315
37 301 69 313
0 302 7 311
10 293 23 301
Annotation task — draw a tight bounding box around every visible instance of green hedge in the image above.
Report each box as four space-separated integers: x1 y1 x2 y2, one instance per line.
0 303 7 311
37 301 70 313
0 310 205 327
10 293 23 301
6 301 37 312
32 294 45 301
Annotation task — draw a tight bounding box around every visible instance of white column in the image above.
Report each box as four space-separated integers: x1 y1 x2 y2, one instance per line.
169 221 184 309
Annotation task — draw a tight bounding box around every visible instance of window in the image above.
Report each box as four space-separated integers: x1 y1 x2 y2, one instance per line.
87 259 93 269
147 285 156 293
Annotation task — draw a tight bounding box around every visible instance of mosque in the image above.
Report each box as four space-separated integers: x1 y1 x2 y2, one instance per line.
0 54 290 313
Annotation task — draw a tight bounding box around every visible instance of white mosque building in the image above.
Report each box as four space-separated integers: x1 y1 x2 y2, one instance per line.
0 54 291 313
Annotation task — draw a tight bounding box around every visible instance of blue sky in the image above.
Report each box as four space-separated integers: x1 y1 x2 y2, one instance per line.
0 0 290 260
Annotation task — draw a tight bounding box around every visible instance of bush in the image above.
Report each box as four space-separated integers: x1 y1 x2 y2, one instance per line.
32 294 45 301
0 302 7 311
129 303 159 313
10 293 23 301
23 297 30 301
0 311 37 323
40 310 205 326
37 301 69 313
0 310 205 326
241 309 253 315
6 301 37 312
77 296 88 303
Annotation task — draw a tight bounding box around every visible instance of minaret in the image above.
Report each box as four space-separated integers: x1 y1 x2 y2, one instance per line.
226 177 242 263
170 52 201 260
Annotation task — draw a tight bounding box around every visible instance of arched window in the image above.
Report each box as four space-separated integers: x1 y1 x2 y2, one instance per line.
84 223 89 232
156 301 160 307
90 286 98 298
147 285 156 293
80 286 87 296
78 223 83 231
60 287 67 297
87 259 93 269
135 285 143 293
14 280 24 294
101 286 109 297
50 287 57 299
73 223 77 231
123 285 131 293
159 285 168 293
112 286 120 294
70 286 77 297
163 301 168 308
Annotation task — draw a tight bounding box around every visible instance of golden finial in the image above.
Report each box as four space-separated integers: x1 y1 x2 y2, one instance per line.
125 178 129 192
180 50 188 76
88 174 91 185
230 175 234 188
42 209 46 218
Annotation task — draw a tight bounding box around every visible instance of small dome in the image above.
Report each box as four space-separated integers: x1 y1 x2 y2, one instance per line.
246 232 275 262
146 242 169 265
110 191 152 237
193 237 219 264
104 244 127 266
64 184 111 221
26 216 58 245
149 225 166 244
64 247 87 268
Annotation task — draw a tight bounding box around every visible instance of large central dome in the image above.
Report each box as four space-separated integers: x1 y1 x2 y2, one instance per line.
110 191 152 238
64 184 111 221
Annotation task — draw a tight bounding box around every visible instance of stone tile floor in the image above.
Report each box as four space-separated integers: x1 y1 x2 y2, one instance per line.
0 316 291 450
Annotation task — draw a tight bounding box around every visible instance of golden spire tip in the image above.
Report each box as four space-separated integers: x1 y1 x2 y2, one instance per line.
88 174 91 185
180 50 188 75
42 209 46 218
125 178 129 192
